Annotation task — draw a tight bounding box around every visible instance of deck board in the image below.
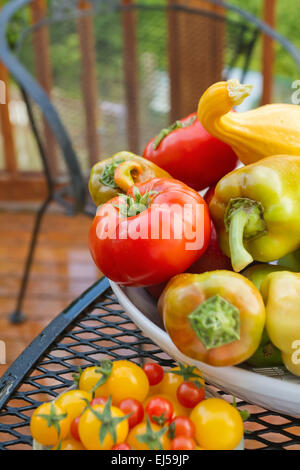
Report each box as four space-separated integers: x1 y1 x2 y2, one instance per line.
0 210 100 377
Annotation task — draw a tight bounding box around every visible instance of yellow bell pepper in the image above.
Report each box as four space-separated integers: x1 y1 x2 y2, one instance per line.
197 79 300 165
260 271 300 377
210 155 300 272
89 151 171 206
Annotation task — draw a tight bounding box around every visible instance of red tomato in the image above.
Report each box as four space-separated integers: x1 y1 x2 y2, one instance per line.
70 416 81 442
143 113 238 191
91 397 108 406
171 436 196 450
112 443 131 450
145 396 174 426
143 363 164 386
89 178 211 286
169 416 195 439
177 381 205 408
118 398 144 429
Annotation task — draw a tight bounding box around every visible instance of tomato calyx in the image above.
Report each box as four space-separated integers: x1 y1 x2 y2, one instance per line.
100 158 125 189
152 412 169 427
114 186 157 218
170 363 204 389
83 396 131 445
168 421 176 440
91 360 113 395
37 402 67 436
153 116 197 150
137 415 168 451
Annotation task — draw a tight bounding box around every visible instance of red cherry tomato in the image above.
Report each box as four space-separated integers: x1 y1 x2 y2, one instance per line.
118 398 144 429
91 397 108 406
177 381 205 408
171 436 195 450
143 363 164 386
70 416 81 442
169 416 195 439
112 442 131 450
145 396 174 426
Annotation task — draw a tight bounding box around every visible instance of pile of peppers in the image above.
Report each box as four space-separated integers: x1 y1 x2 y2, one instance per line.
88 79 300 377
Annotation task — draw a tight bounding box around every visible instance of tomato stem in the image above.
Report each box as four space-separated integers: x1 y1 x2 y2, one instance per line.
153 115 197 150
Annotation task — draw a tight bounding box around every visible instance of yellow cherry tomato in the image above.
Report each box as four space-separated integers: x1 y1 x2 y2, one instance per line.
190 398 244 450
79 366 110 398
127 419 170 450
53 438 85 450
30 402 70 447
56 390 92 422
158 366 204 399
78 403 129 450
144 394 189 418
106 360 149 403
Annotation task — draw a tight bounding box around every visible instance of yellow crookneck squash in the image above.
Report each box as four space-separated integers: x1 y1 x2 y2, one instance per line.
197 79 300 165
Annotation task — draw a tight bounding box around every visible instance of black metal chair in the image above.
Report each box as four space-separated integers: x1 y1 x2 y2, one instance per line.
1 0 300 324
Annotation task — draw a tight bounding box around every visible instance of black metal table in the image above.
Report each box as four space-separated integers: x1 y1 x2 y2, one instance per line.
0 277 299 450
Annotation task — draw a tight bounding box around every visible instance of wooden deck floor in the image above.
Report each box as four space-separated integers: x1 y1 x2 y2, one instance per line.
0 210 100 378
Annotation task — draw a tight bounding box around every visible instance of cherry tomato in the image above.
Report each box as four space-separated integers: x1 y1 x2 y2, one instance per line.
171 436 195 450
70 416 81 442
169 416 195 439
143 363 164 386
54 437 85 450
112 443 131 450
118 398 144 429
30 402 70 447
79 366 110 398
127 419 170 451
177 381 205 408
78 403 129 450
144 394 188 418
146 396 173 426
56 389 92 422
158 366 204 399
190 398 244 450
105 360 149 403
91 397 108 406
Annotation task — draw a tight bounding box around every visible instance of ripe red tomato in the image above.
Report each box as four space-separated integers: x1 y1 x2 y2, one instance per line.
177 381 205 408
145 396 174 426
118 398 144 429
171 436 196 450
112 443 131 450
143 112 238 191
169 416 195 439
89 178 211 286
143 363 164 386
70 416 81 442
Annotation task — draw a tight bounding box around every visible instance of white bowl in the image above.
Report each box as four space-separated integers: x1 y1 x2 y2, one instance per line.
110 281 300 418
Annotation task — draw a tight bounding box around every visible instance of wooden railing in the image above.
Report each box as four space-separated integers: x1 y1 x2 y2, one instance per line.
0 0 276 202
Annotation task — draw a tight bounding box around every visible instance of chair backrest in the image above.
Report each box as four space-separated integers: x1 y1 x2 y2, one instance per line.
1 0 300 213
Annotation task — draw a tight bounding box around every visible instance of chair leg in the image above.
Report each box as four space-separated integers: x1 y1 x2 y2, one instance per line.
10 196 51 324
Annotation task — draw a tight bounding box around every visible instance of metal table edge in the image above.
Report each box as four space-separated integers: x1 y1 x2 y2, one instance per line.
0 276 110 411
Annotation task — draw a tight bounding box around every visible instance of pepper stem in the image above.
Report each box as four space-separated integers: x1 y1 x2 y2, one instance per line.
229 210 254 272
114 160 143 192
188 295 240 350
227 79 253 106
225 198 266 272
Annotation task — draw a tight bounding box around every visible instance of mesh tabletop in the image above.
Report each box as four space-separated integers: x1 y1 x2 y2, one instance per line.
0 278 299 450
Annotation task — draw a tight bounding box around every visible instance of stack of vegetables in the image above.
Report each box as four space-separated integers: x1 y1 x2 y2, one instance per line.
88 79 300 377
30 360 244 450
